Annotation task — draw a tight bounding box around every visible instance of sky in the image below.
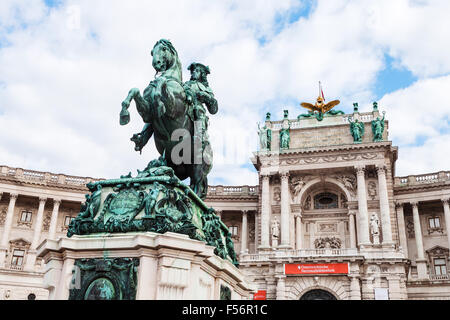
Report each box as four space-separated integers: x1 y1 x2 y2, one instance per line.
0 0 449 186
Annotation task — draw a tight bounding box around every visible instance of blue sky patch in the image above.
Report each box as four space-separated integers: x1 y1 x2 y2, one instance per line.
374 54 417 100
44 0 63 8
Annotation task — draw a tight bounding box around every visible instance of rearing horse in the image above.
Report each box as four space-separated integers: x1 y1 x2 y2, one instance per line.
120 39 212 199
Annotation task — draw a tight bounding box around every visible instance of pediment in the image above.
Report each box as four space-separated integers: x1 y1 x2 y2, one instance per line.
426 245 449 256
9 238 31 248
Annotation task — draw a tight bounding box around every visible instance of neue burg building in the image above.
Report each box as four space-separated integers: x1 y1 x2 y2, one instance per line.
0 105 449 300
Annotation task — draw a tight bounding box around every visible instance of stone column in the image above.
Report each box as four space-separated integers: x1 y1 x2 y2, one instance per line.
348 210 357 249
54 257 75 300
48 198 61 240
395 202 408 257
349 276 361 300
31 197 47 249
216 210 222 220
275 276 286 300
1 193 18 247
387 276 402 300
25 197 47 271
279 171 291 249
411 201 427 279
259 174 271 250
240 210 248 254
376 165 393 244
442 198 450 252
254 211 259 250
0 193 18 267
295 213 302 250
136 255 158 299
355 166 370 246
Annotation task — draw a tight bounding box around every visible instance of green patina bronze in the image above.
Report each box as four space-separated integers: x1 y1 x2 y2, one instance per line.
220 285 232 300
119 39 216 200
371 111 386 142
67 157 238 266
68 39 239 273
280 121 291 150
69 257 139 300
258 122 271 151
349 117 365 143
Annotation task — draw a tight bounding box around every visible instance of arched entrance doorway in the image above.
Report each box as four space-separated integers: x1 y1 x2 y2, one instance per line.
300 289 337 300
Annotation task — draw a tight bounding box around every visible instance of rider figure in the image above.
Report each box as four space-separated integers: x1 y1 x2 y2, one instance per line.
183 63 218 161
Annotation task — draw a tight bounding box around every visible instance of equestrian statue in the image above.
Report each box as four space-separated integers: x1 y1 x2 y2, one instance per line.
120 39 217 199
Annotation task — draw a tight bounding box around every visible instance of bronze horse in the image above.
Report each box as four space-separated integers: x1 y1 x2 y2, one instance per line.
120 39 214 199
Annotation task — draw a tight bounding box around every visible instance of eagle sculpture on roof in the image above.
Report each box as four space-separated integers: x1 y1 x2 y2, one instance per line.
298 95 342 121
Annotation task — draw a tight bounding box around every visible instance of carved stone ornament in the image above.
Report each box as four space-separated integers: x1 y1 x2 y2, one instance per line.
368 181 377 200
314 237 342 249
426 246 449 259
303 195 311 210
318 223 337 233
67 158 238 266
333 174 357 198
406 219 415 238
9 238 31 249
0 207 6 225
43 212 51 231
69 257 139 300
273 187 281 202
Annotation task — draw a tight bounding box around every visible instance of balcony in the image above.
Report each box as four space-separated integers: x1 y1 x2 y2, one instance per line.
206 185 259 197
395 171 450 188
4 264 24 271
239 248 360 263
429 274 450 281
0 165 100 188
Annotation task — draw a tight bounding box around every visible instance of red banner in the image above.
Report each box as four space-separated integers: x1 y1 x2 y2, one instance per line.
253 290 266 300
285 263 348 275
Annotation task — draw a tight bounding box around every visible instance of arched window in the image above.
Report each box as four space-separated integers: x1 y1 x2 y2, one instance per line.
313 192 338 209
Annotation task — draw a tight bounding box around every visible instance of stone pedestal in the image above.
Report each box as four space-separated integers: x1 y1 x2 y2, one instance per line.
37 232 255 300
416 259 428 280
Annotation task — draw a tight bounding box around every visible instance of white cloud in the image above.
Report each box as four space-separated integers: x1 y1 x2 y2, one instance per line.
0 0 449 185
379 74 450 175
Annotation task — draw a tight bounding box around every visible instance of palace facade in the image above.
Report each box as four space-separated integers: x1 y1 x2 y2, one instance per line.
1 105 449 300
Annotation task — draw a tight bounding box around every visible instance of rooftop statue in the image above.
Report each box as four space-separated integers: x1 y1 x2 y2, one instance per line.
371 111 386 142
120 39 216 200
349 117 365 143
298 95 342 121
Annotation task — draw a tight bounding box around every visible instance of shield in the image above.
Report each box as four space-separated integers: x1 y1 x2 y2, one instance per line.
105 188 143 224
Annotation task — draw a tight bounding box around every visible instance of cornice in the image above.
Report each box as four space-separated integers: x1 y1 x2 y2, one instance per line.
256 141 393 159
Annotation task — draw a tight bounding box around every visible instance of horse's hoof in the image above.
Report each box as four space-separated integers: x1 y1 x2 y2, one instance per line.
120 109 130 125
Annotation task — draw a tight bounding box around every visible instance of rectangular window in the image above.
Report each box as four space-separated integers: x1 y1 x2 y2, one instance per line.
434 258 447 275
429 217 441 229
20 211 32 222
11 249 25 266
64 216 74 227
229 226 238 236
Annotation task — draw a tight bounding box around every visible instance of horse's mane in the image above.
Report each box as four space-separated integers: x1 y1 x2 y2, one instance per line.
153 39 182 82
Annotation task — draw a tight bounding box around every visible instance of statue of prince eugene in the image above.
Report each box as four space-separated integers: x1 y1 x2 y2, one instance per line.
67 39 238 265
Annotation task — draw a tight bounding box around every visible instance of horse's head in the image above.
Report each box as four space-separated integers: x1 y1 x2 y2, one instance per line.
151 39 181 80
